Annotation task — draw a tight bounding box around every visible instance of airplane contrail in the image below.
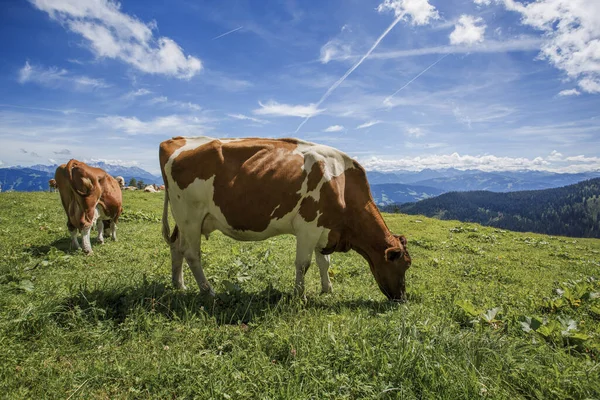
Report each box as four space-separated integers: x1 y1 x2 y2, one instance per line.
212 26 243 40
383 53 450 106
295 14 404 133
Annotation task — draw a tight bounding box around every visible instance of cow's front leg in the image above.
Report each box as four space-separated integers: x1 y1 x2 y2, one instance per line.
315 250 333 294
81 225 93 254
68 223 81 251
96 219 105 244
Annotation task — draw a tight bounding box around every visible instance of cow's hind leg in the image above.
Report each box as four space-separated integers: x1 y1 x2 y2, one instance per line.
110 221 117 241
96 219 105 244
182 226 214 298
315 250 332 294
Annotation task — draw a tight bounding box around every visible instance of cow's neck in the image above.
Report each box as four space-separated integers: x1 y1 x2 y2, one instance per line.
348 201 394 268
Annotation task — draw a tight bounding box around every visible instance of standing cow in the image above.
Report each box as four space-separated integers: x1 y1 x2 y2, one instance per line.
159 136 411 301
48 178 58 192
55 159 123 254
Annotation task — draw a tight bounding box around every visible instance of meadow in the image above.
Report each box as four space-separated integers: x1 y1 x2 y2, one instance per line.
1 191 599 399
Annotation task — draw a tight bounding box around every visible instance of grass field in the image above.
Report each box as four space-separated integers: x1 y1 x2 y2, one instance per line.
1 191 599 399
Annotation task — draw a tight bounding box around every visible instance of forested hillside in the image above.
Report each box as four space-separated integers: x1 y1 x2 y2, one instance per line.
398 178 600 238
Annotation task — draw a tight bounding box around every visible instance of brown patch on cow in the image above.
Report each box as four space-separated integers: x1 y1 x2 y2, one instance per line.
306 161 324 192
162 138 307 232
159 137 187 189
299 196 319 222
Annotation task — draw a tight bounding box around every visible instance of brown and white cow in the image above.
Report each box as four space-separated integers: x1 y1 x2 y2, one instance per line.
55 159 123 254
160 137 412 301
48 178 58 192
115 176 125 189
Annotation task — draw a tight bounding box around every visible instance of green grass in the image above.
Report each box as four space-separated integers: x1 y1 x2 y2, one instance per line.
1 191 599 399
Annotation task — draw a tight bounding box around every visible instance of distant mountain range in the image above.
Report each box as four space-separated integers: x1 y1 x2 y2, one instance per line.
397 178 600 238
0 163 162 192
367 169 600 205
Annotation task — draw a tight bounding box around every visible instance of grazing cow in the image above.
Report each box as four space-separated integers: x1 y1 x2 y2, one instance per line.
159 137 411 301
115 176 125 189
48 178 58 192
55 159 123 254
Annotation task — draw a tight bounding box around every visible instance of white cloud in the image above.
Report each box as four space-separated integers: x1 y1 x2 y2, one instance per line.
53 149 71 155
377 0 440 26
253 101 324 118
319 39 352 64
370 36 541 60
406 127 424 137
88 158 140 167
578 78 600 94
495 0 600 94
127 88 152 97
97 114 210 135
148 96 201 110
356 120 382 129
18 61 109 90
30 0 202 79
453 106 472 128
450 15 486 45
227 113 268 124
558 88 581 97
323 125 344 132
473 0 492 5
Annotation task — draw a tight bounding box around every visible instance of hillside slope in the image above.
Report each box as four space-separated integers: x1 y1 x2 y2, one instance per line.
399 178 600 238
1 192 599 398
370 183 444 205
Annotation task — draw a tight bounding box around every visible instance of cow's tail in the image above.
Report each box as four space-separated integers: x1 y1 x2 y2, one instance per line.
162 189 171 244
162 189 179 245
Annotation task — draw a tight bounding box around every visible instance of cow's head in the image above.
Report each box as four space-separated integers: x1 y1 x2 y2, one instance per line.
374 234 411 301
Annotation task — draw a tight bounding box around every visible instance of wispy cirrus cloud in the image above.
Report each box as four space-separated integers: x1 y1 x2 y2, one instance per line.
228 113 269 124
356 120 382 129
323 125 344 132
97 114 211 135
254 101 324 118
18 61 109 90
449 15 486 45
125 88 152 98
148 96 202 111
29 0 202 79
558 89 581 97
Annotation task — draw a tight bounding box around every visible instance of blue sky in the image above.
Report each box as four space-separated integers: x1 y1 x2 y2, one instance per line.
1 0 599 174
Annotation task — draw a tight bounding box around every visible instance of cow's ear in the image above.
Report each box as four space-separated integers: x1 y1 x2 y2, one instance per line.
394 234 407 247
385 247 404 262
